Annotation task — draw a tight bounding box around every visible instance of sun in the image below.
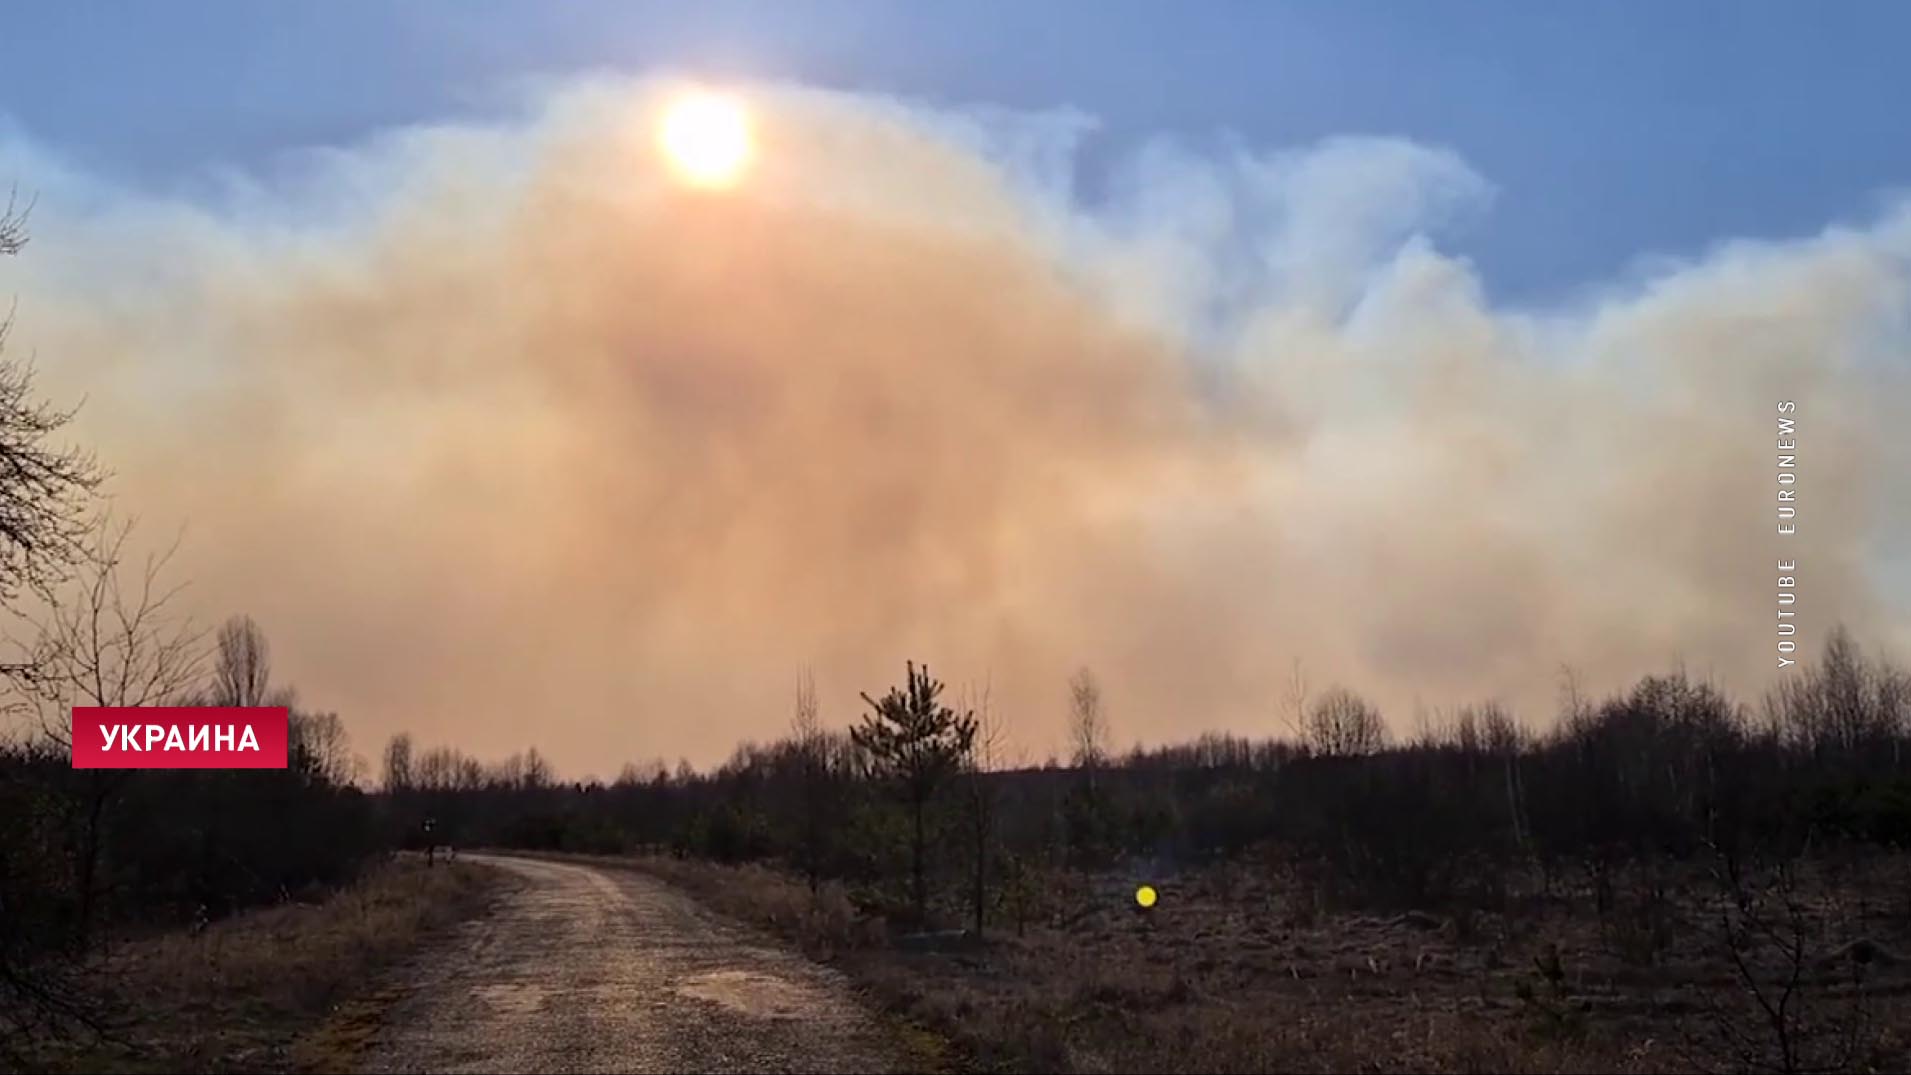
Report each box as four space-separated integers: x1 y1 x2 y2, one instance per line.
658 91 753 189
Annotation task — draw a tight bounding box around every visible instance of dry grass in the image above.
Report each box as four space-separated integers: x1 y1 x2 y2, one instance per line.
555 850 1911 1074
625 855 889 958
18 855 499 1074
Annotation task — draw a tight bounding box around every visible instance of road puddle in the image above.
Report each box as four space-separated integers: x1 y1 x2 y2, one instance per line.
674 969 813 1019
471 982 550 1014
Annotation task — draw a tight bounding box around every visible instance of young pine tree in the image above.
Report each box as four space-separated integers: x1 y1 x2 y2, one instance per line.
853 661 976 925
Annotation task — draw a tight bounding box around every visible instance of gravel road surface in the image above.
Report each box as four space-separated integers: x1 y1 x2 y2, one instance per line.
356 854 909 1074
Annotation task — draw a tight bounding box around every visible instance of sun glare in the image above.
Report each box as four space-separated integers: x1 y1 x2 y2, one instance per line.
658 91 753 189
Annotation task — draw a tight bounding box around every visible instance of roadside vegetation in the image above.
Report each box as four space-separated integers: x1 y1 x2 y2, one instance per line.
15 857 496 1074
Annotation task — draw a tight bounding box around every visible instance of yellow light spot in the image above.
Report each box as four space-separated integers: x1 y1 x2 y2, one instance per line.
1136 885 1158 909
658 91 753 189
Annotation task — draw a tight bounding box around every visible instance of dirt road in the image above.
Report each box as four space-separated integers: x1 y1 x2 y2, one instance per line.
355 854 909 1074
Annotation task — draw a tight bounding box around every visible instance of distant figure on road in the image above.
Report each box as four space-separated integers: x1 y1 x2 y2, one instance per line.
422 816 459 864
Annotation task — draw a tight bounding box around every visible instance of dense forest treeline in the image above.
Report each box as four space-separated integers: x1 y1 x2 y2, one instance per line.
378 629 1911 929
15 618 1904 1011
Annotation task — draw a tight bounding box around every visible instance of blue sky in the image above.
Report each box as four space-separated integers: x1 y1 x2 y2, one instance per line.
7 1 1910 304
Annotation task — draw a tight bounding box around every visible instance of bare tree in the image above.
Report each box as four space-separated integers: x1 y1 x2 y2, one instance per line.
961 676 1008 938
1304 686 1387 757
1068 666 1109 779
209 614 271 707
382 733 415 794
1766 625 1908 772
1276 656 1310 742
289 709 354 786
790 667 828 893
25 514 206 723
415 746 455 791
492 751 525 788
522 746 552 789
0 187 28 257
792 667 821 743
1558 662 1591 725
1678 851 1877 1075
0 189 104 632
1479 701 1530 852
16 514 206 946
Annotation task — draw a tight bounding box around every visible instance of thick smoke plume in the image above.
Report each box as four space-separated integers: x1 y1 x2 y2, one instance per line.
3 79 1907 773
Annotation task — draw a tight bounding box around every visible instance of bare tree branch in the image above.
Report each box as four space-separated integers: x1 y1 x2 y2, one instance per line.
22 513 206 744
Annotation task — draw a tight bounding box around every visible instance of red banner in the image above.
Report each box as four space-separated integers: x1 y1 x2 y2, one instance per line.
70 707 290 769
